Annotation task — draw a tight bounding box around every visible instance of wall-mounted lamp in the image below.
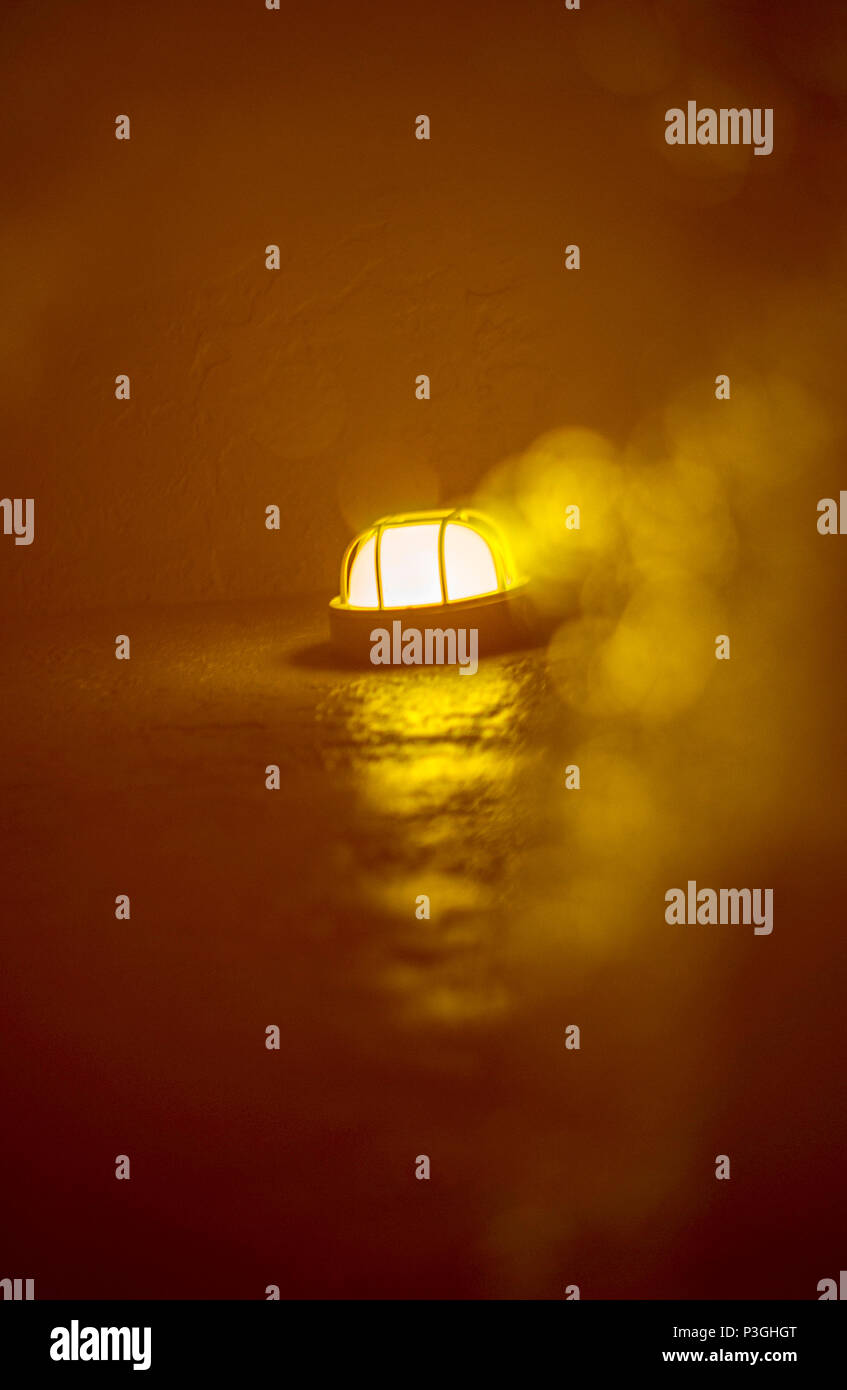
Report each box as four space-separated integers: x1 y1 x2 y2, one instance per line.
329 508 532 657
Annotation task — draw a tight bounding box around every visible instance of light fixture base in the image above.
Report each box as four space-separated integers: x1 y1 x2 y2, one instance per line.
328 583 537 660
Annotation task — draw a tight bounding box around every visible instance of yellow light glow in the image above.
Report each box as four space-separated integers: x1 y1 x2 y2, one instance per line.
443 522 498 601
347 533 379 608
379 523 443 608
334 508 524 624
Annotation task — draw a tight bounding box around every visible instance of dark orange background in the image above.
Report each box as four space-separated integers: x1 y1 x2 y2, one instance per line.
1 0 846 1299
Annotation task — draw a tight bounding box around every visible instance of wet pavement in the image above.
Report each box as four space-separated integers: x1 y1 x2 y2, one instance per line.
1 597 845 1298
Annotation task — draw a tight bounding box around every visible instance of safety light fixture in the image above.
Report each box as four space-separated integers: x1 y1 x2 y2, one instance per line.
329 508 531 658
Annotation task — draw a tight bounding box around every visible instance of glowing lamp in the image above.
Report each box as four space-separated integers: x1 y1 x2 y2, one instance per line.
329 508 531 657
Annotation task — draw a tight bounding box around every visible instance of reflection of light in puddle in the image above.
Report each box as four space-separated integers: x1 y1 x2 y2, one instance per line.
323 659 534 748
316 659 541 1027
319 661 538 832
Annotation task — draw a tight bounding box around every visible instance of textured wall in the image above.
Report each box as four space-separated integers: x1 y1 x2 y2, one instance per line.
2 0 845 613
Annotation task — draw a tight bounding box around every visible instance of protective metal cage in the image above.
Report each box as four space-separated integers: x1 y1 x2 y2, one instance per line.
335 508 520 612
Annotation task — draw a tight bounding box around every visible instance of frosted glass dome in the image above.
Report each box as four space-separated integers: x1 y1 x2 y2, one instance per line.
338 509 515 611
